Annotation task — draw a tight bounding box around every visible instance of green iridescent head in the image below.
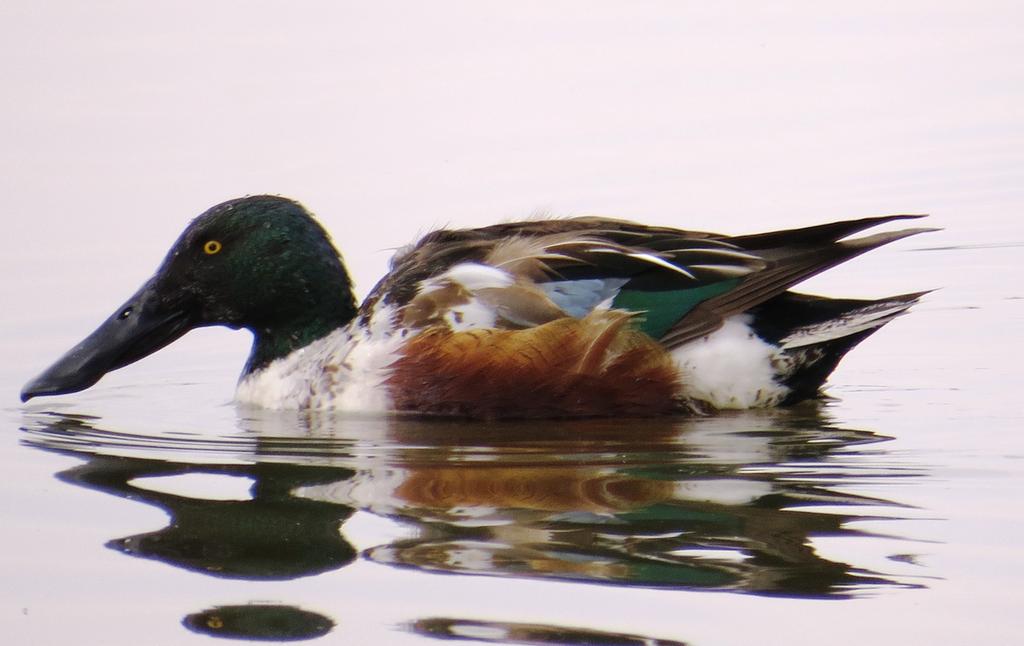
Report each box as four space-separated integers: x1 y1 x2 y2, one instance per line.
22 195 358 401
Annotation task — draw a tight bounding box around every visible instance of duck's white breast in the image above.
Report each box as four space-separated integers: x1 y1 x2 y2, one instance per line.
235 305 406 411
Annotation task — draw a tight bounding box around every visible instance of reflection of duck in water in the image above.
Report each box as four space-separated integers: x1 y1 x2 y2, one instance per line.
183 604 334 641
285 411 919 596
27 414 358 580
412 617 689 646
23 196 930 417
22 409 921 596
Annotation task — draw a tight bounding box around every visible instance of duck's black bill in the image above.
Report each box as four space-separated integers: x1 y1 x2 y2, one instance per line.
20 280 195 402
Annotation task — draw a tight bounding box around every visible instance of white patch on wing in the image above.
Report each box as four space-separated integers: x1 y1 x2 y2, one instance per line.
412 262 521 330
686 264 756 278
445 297 499 330
671 315 789 409
587 248 695 278
419 262 514 295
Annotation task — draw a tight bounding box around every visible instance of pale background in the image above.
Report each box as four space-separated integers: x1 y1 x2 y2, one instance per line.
1 2 1022 644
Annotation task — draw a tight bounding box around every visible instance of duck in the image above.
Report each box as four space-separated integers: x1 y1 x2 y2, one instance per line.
21 195 932 417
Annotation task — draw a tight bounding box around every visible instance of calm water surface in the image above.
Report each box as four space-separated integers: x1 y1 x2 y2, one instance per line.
4 240 1021 645
3 3 1023 645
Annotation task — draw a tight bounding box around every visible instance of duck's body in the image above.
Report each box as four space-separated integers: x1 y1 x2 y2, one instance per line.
22 196 931 417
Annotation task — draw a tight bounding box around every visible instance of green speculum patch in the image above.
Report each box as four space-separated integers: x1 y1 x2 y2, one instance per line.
612 278 741 339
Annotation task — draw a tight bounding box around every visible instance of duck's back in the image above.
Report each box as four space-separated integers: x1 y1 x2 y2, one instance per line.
296 215 930 417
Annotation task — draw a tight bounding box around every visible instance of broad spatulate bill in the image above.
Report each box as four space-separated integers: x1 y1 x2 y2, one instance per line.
22 196 933 417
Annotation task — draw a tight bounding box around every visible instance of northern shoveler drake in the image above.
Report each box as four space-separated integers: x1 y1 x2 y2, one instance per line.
21 196 932 417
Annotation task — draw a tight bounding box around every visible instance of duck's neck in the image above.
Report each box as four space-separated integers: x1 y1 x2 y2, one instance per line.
243 291 358 376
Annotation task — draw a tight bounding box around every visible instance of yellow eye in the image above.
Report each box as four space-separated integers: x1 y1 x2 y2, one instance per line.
203 240 223 255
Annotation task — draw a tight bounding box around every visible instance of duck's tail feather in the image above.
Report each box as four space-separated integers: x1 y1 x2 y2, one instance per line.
724 214 930 249
749 290 931 404
775 290 931 350
659 223 936 349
